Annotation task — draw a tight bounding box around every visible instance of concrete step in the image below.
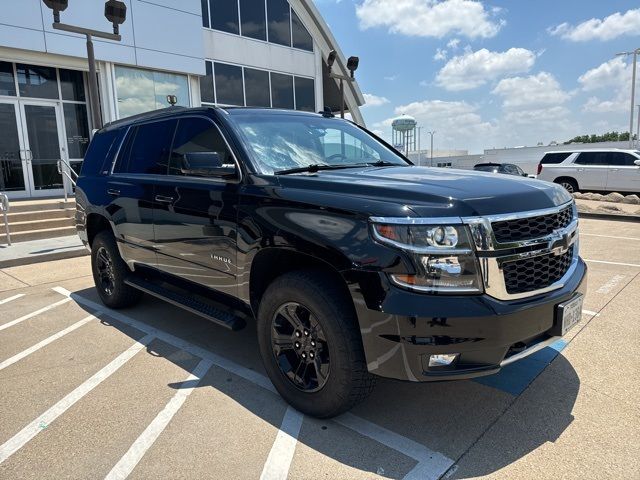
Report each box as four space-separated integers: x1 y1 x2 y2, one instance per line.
7 208 75 223
7 217 76 233
0 225 77 244
0 235 88 268
7 198 76 214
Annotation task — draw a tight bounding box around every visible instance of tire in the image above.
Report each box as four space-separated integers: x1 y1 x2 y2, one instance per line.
257 270 376 418
91 230 142 309
555 178 578 194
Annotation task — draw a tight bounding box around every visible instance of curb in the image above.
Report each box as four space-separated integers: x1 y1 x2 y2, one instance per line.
578 211 640 222
0 248 89 269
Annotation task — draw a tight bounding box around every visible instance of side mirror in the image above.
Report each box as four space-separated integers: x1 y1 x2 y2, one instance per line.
181 152 237 178
634 159 640 166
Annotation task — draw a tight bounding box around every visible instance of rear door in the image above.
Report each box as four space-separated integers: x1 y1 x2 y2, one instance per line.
108 119 177 266
153 116 241 297
605 152 640 192
572 152 608 190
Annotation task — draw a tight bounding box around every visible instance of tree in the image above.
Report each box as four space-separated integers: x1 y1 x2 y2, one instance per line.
563 131 637 144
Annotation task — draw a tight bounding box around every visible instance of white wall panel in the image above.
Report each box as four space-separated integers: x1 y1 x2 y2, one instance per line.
138 0 202 15
0 0 45 31
0 25 46 54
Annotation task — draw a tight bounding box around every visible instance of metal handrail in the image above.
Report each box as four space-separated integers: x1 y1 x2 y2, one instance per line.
0 192 10 246
57 158 79 202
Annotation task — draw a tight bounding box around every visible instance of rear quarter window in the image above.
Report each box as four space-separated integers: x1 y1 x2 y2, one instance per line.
540 152 572 164
80 129 123 176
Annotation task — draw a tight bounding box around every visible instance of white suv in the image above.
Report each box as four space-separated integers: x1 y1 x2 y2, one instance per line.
537 149 640 193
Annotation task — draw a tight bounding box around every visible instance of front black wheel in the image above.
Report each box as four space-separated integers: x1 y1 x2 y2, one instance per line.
91 231 142 309
257 270 376 418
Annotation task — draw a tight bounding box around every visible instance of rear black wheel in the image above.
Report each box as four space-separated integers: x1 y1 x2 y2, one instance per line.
257 270 376 418
91 231 142 309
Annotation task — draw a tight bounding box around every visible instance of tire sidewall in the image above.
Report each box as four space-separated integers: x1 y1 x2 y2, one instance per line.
91 231 133 307
257 274 362 418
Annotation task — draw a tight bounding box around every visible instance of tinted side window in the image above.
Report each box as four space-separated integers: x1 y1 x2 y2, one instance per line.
119 120 176 174
169 118 234 176
541 152 572 164
575 152 607 165
608 152 636 166
81 129 119 176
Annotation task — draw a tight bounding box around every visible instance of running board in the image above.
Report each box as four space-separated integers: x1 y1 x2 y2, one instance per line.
124 276 245 331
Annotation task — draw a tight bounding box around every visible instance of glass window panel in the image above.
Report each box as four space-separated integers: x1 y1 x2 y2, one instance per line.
0 103 25 191
169 118 234 176
211 0 240 34
294 76 315 111
201 0 210 28
270 72 293 109
59 69 86 102
291 9 313 51
125 120 177 174
244 68 270 107
115 66 189 118
200 61 215 104
240 0 267 40
0 61 16 96
152 71 190 109
23 105 64 190
267 0 290 46
16 64 59 99
214 63 244 106
63 103 90 159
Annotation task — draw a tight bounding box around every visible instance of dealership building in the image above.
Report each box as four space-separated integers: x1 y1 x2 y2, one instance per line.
0 0 365 200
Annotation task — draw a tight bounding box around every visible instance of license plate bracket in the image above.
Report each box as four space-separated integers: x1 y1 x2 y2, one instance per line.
551 294 583 337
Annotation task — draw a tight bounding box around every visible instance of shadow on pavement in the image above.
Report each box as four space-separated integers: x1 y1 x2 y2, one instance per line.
74 287 579 479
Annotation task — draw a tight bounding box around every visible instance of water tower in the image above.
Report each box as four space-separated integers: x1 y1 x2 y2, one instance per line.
392 114 418 155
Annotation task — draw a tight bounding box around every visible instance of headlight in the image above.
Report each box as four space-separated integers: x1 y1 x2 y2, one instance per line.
371 220 483 294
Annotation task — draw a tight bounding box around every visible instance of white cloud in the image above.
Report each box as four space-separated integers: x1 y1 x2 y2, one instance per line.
582 96 627 113
549 8 640 42
578 57 630 91
356 0 504 39
433 48 447 61
446 38 461 49
384 75 399 81
362 93 390 107
492 72 571 108
436 48 536 91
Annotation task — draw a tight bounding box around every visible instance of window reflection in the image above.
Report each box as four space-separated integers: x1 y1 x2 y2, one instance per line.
240 0 267 40
244 68 270 107
211 0 240 34
16 64 58 99
291 10 313 51
267 0 291 46
294 76 315 112
63 104 90 159
59 69 86 102
271 72 294 109
115 66 189 118
0 61 16 96
214 63 244 106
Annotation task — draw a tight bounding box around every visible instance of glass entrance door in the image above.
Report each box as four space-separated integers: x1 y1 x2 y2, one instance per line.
18 101 66 197
0 100 29 196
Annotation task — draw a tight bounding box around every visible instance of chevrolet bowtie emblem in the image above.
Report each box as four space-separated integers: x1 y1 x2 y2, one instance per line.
548 230 571 256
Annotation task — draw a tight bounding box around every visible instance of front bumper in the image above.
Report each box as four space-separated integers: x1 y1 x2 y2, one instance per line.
346 258 587 382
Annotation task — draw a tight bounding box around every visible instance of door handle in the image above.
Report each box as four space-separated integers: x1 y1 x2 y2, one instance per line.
107 189 120 196
154 195 174 204
576 168 584 172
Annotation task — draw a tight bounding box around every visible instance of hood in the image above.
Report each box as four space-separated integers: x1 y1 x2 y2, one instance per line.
276 166 572 217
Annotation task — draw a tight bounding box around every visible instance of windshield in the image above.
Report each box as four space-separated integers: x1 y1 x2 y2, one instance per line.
226 113 410 175
474 165 499 172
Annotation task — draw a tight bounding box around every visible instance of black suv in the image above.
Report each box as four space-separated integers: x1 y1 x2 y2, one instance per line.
76 107 587 418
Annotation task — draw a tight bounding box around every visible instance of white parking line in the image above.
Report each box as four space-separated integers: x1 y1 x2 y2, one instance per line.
581 233 640 241
584 259 640 268
105 358 213 480
53 286 455 480
0 314 96 372
0 294 25 305
0 333 154 464
582 309 600 317
260 407 304 480
0 297 71 332
336 414 454 480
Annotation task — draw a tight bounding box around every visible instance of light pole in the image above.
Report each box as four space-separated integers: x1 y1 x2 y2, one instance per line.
326 50 359 119
637 104 640 147
616 48 640 148
427 131 436 166
42 0 127 130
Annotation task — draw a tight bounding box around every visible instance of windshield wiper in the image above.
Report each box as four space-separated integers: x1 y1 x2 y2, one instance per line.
274 164 366 175
365 160 402 167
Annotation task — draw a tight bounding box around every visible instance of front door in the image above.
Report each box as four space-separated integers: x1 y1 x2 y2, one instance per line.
0 100 30 196
18 101 67 198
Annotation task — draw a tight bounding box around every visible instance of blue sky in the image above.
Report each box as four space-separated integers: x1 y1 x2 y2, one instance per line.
315 0 640 153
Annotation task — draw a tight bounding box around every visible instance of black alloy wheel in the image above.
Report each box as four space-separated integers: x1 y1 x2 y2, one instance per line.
271 302 330 393
95 246 116 296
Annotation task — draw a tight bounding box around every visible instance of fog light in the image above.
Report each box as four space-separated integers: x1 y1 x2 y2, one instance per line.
429 353 458 367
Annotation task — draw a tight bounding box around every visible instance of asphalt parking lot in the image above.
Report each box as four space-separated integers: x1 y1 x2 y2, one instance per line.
0 216 638 480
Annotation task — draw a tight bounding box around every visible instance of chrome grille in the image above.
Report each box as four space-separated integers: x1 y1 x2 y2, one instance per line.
492 205 573 243
502 246 574 295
